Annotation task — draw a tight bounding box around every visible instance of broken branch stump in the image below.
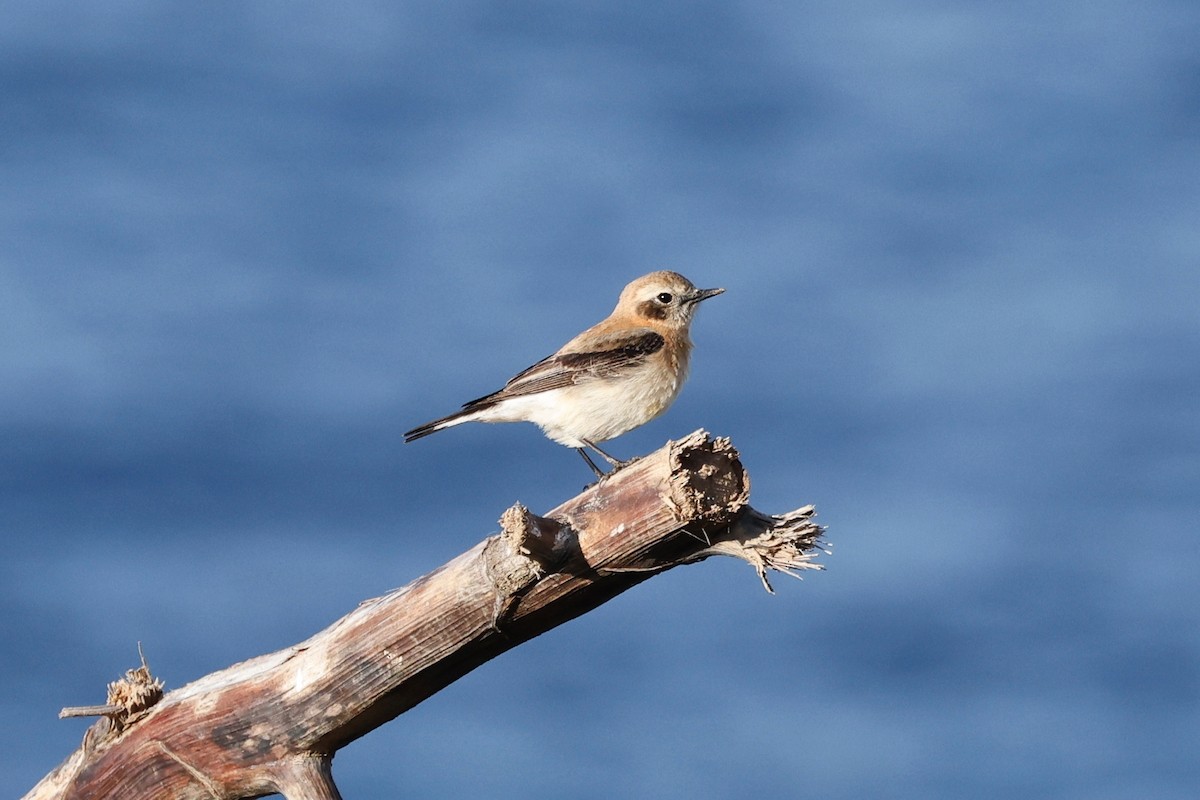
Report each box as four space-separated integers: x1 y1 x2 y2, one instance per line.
26 430 825 800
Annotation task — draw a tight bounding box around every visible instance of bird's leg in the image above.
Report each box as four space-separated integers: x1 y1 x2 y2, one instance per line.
576 448 606 478
581 439 631 471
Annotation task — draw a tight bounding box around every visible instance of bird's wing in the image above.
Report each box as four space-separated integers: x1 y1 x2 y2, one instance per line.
461 328 665 409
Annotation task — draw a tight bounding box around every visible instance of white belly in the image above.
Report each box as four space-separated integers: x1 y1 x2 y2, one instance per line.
473 361 686 447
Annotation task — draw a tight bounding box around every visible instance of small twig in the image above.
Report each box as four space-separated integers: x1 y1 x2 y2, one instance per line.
58 705 122 719
58 643 165 722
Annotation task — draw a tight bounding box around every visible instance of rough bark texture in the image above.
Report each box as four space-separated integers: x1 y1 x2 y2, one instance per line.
26 430 824 800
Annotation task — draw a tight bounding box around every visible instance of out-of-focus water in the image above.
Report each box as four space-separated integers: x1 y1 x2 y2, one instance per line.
4 2 1198 797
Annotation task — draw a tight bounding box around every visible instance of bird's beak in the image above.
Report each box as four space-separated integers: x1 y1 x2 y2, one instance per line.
688 287 725 304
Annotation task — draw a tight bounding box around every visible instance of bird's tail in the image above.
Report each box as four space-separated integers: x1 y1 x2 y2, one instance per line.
403 408 480 443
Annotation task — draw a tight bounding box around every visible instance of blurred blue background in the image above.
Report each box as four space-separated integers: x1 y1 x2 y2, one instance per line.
4 2 1198 797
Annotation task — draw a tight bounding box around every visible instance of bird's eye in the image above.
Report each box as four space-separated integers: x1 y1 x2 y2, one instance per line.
656 292 673 304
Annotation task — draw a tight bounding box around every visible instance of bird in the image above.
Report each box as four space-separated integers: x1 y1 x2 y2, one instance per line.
404 271 724 476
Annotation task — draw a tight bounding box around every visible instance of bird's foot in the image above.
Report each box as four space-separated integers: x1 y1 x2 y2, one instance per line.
606 455 640 473
580 455 644 491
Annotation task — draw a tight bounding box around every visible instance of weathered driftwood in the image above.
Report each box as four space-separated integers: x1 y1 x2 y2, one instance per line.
26 430 824 800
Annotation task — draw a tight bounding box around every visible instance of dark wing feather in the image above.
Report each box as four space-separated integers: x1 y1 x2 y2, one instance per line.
461 329 664 410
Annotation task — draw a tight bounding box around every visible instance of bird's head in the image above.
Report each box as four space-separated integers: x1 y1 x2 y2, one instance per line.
616 271 724 328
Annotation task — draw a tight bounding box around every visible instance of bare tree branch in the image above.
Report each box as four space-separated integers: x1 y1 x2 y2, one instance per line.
25 431 824 800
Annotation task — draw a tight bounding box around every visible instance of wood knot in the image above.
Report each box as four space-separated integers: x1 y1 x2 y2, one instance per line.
485 503 565 599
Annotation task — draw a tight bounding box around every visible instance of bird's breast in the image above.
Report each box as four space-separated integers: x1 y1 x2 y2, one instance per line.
532 344 691 446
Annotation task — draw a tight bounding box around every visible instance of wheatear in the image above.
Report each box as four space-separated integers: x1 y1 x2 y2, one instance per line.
404 271 723 476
